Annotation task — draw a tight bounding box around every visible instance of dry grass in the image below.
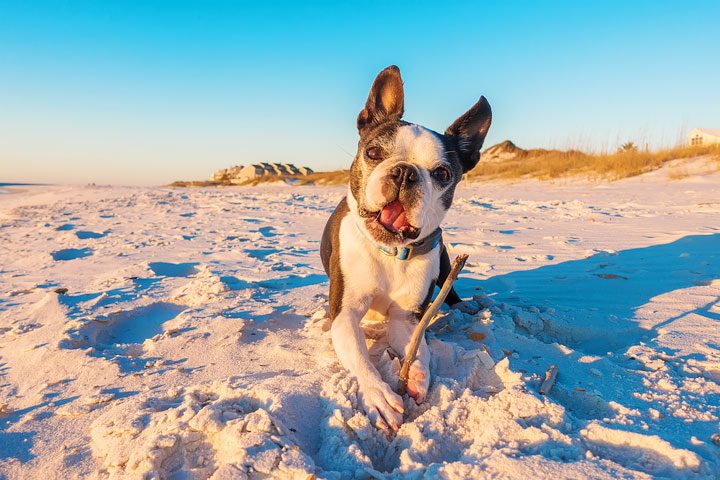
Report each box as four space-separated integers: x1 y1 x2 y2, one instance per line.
170 170 350 188
667 167 690 181
237 169 350 186
169 180 223 187
170 144 720 188
467 144 720 181
713 154 720 172
287 170 349 186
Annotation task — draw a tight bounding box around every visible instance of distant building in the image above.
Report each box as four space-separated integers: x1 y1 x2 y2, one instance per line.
688 128 720 147
211 163 314 184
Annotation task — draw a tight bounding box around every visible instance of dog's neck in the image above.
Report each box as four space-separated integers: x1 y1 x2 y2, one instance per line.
353 220 442 261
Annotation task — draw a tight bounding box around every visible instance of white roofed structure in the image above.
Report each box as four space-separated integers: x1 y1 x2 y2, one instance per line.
211 162 314 184
688 128 720 146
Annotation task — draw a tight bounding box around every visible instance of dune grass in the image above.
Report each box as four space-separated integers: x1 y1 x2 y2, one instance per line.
467 144 720 181
169 170 351 187
170 144 720 188
281 169 350 186
236 169 350 186
667 167 690 181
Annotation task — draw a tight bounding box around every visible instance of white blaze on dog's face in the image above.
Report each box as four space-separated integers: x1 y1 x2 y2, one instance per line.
347 65 492 247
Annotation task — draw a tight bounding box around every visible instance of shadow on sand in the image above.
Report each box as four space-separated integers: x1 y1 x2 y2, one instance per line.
456 233 720 354
452 233 720 472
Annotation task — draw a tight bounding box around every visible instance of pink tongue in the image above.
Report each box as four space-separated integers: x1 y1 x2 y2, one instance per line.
380 200 410 231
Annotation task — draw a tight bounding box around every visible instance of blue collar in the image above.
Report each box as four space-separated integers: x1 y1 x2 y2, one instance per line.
355 222 442 260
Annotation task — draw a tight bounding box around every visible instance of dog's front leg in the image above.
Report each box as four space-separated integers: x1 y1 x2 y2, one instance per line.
331 305 404 432
388 308 431 404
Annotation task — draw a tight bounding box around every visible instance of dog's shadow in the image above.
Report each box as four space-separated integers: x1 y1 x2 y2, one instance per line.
453 233 720 468
455 232 720 354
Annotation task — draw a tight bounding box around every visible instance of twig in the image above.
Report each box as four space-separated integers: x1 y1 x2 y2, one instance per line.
397 254 469 395
539 365 558 395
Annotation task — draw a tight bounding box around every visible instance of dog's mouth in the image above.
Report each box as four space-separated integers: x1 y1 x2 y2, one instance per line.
370 199 420 239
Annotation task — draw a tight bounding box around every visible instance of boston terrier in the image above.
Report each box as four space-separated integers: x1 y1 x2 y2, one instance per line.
321 65 492 432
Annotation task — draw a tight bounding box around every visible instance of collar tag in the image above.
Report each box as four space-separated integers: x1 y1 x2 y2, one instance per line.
396 246 411 260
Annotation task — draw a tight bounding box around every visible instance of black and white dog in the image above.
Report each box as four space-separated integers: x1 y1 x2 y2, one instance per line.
321 65 491 432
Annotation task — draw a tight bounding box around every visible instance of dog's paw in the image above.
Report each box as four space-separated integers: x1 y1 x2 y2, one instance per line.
357 380 404 433
406 360 430 404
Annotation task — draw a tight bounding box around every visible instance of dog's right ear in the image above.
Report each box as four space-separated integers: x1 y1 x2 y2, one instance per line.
357 65 404 134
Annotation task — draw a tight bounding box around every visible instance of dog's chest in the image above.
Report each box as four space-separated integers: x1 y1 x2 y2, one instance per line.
338 215 439 309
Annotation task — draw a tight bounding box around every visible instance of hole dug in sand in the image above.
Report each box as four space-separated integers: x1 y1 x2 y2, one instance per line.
51 247 93 261
90 382 315 478
61 302 186 367
148 262 200 278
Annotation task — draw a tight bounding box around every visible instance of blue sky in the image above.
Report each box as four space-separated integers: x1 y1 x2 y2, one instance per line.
1 1 718 185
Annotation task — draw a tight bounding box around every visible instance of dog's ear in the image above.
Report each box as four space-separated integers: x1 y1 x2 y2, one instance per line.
357 65 404 133
445 96 492 173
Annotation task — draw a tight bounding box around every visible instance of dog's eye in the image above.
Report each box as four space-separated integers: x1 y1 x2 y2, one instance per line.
431 166 451 182
365 146 383 160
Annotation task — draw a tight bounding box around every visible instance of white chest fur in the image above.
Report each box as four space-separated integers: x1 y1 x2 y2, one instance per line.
337 213 439 315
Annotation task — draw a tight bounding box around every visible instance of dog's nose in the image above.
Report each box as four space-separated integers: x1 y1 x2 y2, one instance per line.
391 164 419 187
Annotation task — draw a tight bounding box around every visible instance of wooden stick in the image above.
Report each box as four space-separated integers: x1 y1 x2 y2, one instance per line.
539 364 558 395
397 254 469 395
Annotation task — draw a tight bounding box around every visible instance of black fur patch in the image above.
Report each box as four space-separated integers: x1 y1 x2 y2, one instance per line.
321 197 349 320
438 242 462 306
350 121 405 206
415 280 437 320
445 96 492 173
436 136 465 210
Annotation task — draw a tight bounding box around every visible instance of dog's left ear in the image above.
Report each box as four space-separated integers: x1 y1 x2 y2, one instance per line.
445 96 492 173
357 65 405 134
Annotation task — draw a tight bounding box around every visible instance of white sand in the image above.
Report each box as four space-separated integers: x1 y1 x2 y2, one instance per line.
1 163 718 479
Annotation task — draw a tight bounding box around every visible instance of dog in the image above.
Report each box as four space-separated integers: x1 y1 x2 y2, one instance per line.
321 65 491 432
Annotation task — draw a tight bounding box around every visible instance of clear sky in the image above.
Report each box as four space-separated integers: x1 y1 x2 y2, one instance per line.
1 1 718 185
